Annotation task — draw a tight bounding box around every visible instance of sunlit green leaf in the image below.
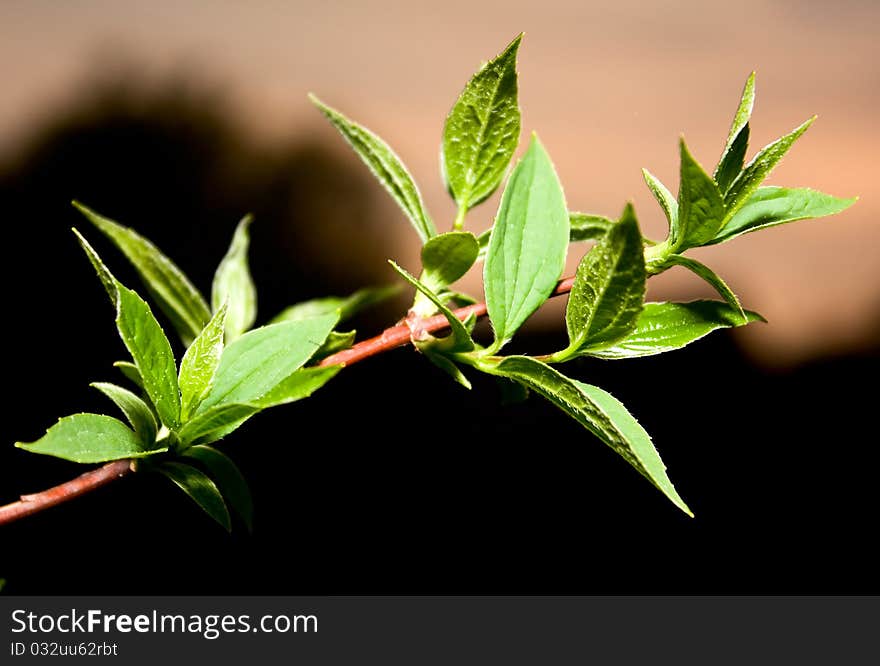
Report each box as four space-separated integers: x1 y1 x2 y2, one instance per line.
91 382 158 445
389 261 473 352
212 215 257 341
310 95 435 242
484 356 691 515
252 366 341 408
714 72 755 193
179 366 340 446
412 231 479 316
114 361 143 390
588 301 764 359
676 139 726 250
16 414 165 463
442 34 522 218
484 135 568 349
199 314 337 411
664 254 744 320
569 212 615 242
73 201 211 345
72 228 117 304
642 169 678 231
712 186 856 245
179 304 227 420
115 282 181 429
559 203 645 358
421 231 479 290
724 117 815 217
177 403 257 447
311 330 356 362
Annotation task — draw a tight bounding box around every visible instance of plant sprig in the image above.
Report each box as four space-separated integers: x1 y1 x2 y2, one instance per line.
6 34 855 528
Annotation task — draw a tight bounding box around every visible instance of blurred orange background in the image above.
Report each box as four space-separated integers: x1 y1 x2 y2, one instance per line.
1 0 876 365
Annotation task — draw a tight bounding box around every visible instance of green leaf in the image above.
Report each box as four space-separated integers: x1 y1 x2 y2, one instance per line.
711 186 856 245
484 134 569 350
115 282 181 429
424 350 472 390
413 231 479 316
724 117 815 216
572 379 691 515
76 230 179 425
182 445 253 531
73 201 211 345
158 461 231 531
442 34 522 218
478 211 610 259
420 231 479 290
199 314 338 410
558 204 645 359
212 216 257 341
477 228 491 258
642 169 678 231
179 366 340 446
114 361 143 390
16 414 166 463
72 228 118 304
389 261 473 352
179 304 227 421
270 285 399 325
177 403 257 447
252 365 341 408
664 255 744 321
444 290 479 306
485 356 691 515
90 382 158 445
676 139 727 250
311 330 356 362
310 95 436 243
715 126 750 195
569 212 615 242
588 301 764 359
714 72 755 193
723 72 756 148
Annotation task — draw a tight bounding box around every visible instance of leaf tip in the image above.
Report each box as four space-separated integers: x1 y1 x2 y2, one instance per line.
307 93 330 115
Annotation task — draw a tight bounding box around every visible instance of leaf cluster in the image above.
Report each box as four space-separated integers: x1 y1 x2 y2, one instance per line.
13 34 855 526
16 208 392 528
312 36 854 515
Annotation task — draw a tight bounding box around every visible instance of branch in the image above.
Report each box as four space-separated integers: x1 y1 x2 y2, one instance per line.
0 274 578 527
0 460 132 526
318 275 576 368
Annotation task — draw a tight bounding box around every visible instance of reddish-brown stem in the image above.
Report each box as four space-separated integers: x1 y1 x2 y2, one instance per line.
318 275 576 368
0 460 132 526
0 273 578 527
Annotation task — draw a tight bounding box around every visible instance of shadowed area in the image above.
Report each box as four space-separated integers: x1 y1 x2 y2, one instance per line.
0 75 877 593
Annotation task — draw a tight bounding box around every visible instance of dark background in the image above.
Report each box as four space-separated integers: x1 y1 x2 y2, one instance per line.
0 75 877 595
